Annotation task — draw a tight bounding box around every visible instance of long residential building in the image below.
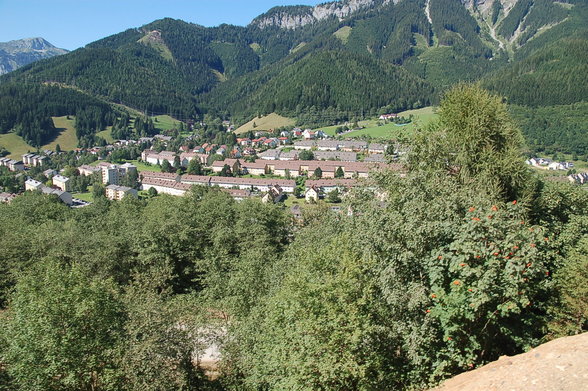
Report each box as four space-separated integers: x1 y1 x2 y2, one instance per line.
293 140 372 152
139 170 181 183
141 177 192 196
182 175 296 193
259 149 357 162
211 159 399 179
141 173 296 195
305 179 360 193
141 176 262 198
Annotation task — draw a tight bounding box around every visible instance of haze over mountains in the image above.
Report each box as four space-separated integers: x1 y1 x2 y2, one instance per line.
0 0 586 150
0 38 68 75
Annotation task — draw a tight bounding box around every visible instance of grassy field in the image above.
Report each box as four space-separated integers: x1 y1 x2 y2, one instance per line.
235 113 296 134
334 26 352 44
45 116 78 151
96 127 115 143
0 133 35 159
138 35 173 61
282 195 303 208
153 115 182 131
72 191 94 202
0 116 80 158
120 159 161 173
316 107 438 140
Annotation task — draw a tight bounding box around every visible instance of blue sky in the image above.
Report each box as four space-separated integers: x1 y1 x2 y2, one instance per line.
0 0 323 50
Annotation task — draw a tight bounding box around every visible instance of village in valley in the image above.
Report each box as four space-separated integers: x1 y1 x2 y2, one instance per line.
2 109 587 211
0 117 407 211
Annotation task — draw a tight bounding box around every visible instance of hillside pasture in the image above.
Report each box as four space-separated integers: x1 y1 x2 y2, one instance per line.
0 133 35 159
316 107 438 140
44 116 78 151
96 127 115 144
0 116 82 158
235 113 295 134
153 115 182 131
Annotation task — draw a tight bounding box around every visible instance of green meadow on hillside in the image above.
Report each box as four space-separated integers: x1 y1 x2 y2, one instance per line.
153 115 182 131
96 127 115 144
0 116 78 158
235 113 296 134
318 107 438 139
45 116 78 151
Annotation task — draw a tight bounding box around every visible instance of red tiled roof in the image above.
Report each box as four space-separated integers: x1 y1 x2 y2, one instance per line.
209 176 295 188
180 175 212 184
142 177 191 190
140 171 179 181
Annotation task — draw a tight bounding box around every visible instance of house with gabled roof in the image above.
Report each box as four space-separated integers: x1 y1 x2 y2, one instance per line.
305 186 319 202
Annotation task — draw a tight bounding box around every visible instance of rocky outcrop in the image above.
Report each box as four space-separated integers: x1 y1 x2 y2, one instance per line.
433 332 588 391
0 38 68 75
251 0 389 29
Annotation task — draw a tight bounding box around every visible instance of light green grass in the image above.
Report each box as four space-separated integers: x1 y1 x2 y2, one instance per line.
96 126 115 144
0 116 80 158
414 33 430 50
72 191 94 202
249 43 262 53
0 133 35 159
138 34 173 61
153 115 182 131
90 159 162 173
291 42 306 53
235 113 296 134
316 107 438 140
317 125 345 137
282 195 303 208
120 159 162 173
45 116 78 151
343 123 415 139
555 1 574 9
212 69 228 82
334 26 352 44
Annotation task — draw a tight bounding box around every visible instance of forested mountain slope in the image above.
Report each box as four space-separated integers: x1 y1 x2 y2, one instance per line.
0 0 586 149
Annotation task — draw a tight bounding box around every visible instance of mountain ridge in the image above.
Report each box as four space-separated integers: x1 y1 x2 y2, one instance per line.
0 0 586 150
0 37 68 75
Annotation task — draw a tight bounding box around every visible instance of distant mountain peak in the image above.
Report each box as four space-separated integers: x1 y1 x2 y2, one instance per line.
0 37 68 75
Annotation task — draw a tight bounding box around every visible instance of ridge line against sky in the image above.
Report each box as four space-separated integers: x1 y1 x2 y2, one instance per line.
0 0 322 51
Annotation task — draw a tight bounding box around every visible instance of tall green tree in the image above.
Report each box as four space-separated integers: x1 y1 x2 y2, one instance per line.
161 159 173 173
0 259 125 391
410 83 531 201
187 158 203 175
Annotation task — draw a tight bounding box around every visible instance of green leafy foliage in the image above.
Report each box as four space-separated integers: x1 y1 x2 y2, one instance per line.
1 259 125 391
219 85 586 390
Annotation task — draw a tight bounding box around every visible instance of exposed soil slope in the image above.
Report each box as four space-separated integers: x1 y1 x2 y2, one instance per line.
434 332 588 391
